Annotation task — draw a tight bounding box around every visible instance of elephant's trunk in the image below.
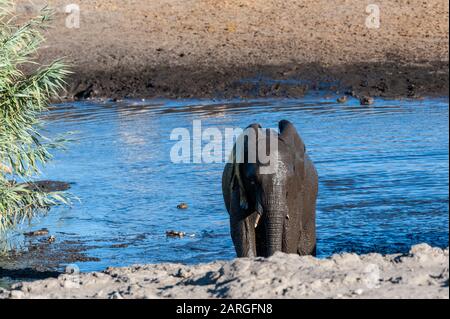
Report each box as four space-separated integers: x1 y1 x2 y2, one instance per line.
263 193 285 257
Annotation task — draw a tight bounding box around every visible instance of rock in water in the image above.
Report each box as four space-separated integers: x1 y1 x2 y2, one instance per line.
337 96 348 103
166 230 186 238
24 228 49 237
177 203 188 209
47 235 56 243
360 96 375 105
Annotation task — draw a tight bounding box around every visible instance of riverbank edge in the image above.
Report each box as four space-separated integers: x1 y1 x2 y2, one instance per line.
1 243 448 299
62 61 449 101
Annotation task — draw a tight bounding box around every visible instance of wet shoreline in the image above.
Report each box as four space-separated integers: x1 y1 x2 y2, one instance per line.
64 61 449 101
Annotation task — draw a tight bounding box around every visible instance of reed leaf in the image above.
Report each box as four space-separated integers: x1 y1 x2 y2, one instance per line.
0 0 70 233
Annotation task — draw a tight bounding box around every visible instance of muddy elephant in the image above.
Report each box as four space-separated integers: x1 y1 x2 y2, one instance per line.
222 120 318 257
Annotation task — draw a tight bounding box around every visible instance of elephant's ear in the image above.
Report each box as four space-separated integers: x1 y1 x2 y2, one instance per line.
230 124 261 211
278 120 306 158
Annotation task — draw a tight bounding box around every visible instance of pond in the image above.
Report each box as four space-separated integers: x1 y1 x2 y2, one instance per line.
2 95 449 273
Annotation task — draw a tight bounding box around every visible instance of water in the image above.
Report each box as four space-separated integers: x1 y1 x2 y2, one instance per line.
5 95 450 272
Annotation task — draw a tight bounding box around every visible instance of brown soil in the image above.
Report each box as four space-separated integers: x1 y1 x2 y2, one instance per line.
14 0 449 100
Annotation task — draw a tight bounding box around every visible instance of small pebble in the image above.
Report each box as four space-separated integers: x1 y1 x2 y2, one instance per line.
337 96 347 103
65 264 80 275
111 291 124 299
354 288 364 295
360 96 375 105
175 268 191 278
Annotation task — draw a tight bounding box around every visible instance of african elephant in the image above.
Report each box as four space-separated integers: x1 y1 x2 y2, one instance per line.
222 120 318 257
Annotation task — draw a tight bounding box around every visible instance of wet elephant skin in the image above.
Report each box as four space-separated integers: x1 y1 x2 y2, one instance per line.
222 120 318 257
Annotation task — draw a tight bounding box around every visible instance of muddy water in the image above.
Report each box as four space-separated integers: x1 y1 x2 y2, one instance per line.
2 95 449 273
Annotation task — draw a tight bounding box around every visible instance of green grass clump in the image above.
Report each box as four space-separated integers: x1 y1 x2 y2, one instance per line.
0 0 70 232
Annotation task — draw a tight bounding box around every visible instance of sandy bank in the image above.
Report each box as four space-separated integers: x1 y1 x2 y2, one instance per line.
15 0 449 99
1 244 448 299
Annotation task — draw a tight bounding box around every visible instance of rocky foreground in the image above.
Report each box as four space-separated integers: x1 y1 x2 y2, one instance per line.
0 244 448 299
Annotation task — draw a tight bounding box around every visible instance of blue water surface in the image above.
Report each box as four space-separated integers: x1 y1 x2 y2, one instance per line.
10 95 449 272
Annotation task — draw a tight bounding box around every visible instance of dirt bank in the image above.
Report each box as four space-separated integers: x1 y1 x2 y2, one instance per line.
15 0 449 99
1 244 448 299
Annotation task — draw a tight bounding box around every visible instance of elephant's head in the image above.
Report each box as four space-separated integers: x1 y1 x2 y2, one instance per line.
231 120 306 256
